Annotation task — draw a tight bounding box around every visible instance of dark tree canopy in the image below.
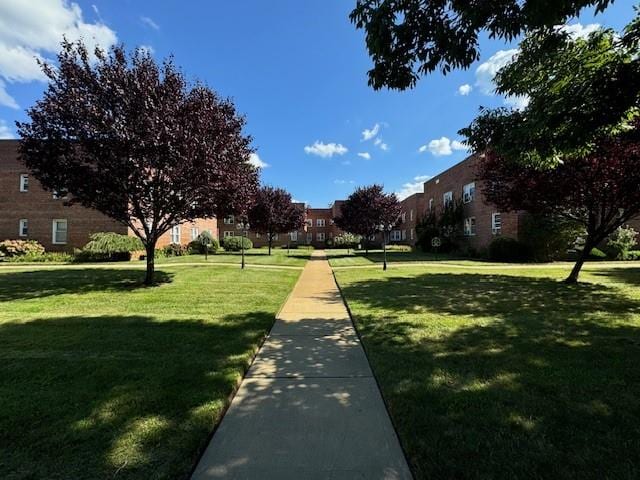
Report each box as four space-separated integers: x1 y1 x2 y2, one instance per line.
461 21 640 167
334 184 401 251
350 0 613 90
247 186 305 255
17 40 258 283
479 119 640 282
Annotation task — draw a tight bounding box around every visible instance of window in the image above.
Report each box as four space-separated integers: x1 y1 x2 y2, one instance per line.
306 219 313 227
19 174 29 192
443 191 453 206
223 215 234 225
191 227 199 240
410 209 414 221
52 219 67 244
410 228 414 240
307 232 313 243
272 233 279 240
390 230 402 241
402 229 407 240
492 213 502 234
429 198 434 211
290 231 298 241
224 231 234 238
463 217 476 236
401 212 406 223
317 232 325 241
19 219 28 237
255 232 261 238
316 219 326 227
52 189 68 199
463 182 476 203
171 225 181 244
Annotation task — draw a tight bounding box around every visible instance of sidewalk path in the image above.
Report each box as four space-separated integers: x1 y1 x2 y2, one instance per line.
192 250 412 480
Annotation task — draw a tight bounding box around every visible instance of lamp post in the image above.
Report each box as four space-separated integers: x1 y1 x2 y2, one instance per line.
377 223 394 271
236 219 250 269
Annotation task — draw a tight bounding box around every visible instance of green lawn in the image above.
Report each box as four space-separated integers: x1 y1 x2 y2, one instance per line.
326 248 458 267
334 262 640 480
0 264 299 479
158 247 311 267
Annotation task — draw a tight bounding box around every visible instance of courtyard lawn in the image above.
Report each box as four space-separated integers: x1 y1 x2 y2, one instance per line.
160 247 311 267
326 248 458 267
334 262 640 480
0 264 299 480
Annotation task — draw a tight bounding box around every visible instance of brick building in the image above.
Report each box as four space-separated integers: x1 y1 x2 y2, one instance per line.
0 140 217 251
391 193 426 246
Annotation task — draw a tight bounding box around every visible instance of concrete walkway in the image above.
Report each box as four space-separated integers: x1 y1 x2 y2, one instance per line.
192 250 412 480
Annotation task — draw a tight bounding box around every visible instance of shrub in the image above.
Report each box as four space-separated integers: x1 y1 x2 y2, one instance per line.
589 247 608 260
386 244 412 252
163 243 186 257
6 251 73 263
188 231 219 254
521 214 584 262
0 239 45 258
332 233 362 249
223 236 253 251
488 237 533 262
605 225 638 260
627 250 640 260
80 232 144 261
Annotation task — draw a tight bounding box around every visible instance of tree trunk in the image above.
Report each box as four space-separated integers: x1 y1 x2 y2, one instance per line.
268 236 272 255
144 242 156 285
565 238 592 284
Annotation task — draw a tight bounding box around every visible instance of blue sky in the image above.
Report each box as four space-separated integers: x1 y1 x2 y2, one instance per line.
0 1 636 206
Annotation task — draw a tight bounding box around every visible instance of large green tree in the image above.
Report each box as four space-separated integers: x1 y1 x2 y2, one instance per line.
350 0 614 90
461 20 640 167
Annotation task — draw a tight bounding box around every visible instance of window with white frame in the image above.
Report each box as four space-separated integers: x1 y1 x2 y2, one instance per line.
19 219 28 237
306 219 313 227
401 212 406 223
410 209 414 221
443 191 453 206
255 232 261 238
191 227 199 240
316 232 325 241
290 231 298 241
224 231 234 238
171 225 181 244
402 230 407 240
463 182 475 203
390 230 402 241
429 198 434 211
223 215 234 225
19 174 29 192
52 219 67 244
492 213 502 234
463 217 476 236
316 218 326 227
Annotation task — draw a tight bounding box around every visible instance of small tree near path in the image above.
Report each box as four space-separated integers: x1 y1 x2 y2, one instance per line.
248 186 305 255
333 185 401 254
17 40 258 284
480 122 640 283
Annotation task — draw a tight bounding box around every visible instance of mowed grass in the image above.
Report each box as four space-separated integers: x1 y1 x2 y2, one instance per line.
159 247 312 267
334 263 640 480
0 264 299 480
326 248 458 267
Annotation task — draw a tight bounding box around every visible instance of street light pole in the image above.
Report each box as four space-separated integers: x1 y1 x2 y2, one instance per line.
383 229 388 271
236 219 250 270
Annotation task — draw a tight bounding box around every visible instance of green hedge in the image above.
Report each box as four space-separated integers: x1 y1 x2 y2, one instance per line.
488 237 533 262
223 236 253 251
188 231 219 254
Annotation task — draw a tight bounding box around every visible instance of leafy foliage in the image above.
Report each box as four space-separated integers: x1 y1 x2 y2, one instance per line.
17 40 258 283
0 240 45 258
188 231 219 254
247 186 305 254
488 237 533 263
331 233 362 249
521 214 584 262
223 236 253 252
4 252 74 263
606 225 639 260
415 201 464 253
333 185 401 251
163 243 187 257
82 232 144 255
350 0 613 90
461 21 640 166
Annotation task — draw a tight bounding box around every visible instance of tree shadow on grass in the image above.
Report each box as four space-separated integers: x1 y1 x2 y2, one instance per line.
0 312 274 480
340 272 640 480
591 267 640 286
0 269 173 301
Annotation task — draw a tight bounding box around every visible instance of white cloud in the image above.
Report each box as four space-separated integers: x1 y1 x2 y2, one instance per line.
504 95 530 110
458 84 472 95
0 119 15 139
334 179 355 185
559 23 600 39
361 123 380 141
396 175 432 200
419 136 467 156
357 152 371 160
373 137 389 151
0 0 117 107
304 141 348 158
140 16 160 31
475 48 519 96
248 152 269 169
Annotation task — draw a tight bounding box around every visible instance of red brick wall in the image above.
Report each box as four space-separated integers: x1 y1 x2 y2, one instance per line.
394 193 426 246
422 155 524 251
0 140 127 251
